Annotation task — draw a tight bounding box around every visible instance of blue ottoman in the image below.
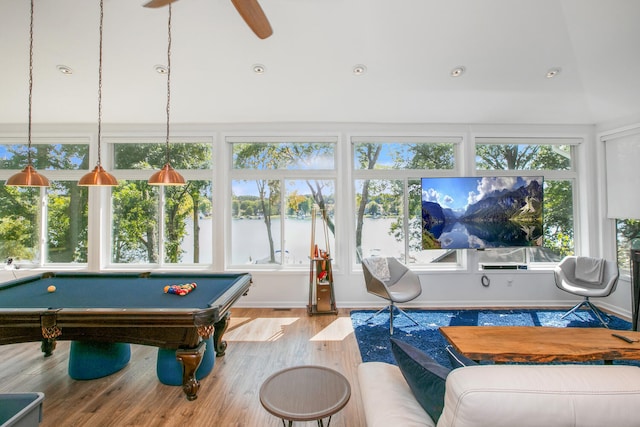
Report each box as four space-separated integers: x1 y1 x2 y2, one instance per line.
68 341 131 380
156 337 215 386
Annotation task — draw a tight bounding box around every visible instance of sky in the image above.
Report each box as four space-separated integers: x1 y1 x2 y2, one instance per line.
421 176 540 213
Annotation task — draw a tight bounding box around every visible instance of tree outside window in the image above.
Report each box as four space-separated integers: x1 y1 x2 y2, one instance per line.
112 142 212 265
0 142 89 265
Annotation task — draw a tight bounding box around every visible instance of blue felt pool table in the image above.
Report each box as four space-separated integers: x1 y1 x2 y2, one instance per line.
0 271 252 400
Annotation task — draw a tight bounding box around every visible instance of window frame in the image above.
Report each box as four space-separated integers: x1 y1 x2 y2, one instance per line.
472 136 582 268
351 135 464 270
226 136 339 270
103 135 215 270
0 135 91 268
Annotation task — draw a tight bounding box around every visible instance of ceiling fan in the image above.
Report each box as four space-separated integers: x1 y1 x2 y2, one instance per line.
143 0 273 39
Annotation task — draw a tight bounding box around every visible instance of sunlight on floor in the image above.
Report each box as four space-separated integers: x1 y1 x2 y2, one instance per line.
310 317 354 341
225 317 299 342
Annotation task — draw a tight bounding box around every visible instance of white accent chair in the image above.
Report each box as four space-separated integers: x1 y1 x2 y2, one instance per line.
554 256 619 327
362 257 422 334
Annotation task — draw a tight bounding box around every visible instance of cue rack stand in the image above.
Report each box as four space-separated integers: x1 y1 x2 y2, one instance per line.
307 205 337 315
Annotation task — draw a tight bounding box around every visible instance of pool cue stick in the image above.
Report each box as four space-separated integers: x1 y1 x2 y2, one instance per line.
310 204 317 259
309 205 317 311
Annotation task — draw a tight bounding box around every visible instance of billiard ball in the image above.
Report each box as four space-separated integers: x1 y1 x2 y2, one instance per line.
47 285 56 293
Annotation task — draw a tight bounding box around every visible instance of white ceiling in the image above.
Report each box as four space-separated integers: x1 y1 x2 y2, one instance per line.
1 0 639 127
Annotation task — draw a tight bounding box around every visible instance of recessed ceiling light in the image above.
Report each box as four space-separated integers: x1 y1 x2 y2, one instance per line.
252 64 266 74
56 65 73 75
546 68 561 78
154 64 168 74
450 66 465 77
353 64 367 76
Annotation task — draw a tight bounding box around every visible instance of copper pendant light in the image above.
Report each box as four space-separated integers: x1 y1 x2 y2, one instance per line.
149 3 185 186
6 0 50 187
79 0 117 186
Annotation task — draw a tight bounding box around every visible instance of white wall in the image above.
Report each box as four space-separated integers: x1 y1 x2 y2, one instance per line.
235 266 632 319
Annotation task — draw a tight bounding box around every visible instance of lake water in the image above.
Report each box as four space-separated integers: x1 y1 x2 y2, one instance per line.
180 217 422 265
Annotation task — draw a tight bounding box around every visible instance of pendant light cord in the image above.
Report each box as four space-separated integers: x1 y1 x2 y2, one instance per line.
27 0 34 165
97 0 104 166
165 4 172 165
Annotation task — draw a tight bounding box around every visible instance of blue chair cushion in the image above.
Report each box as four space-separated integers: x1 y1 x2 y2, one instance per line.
390 338 450 422
68 341 131 380
156 336 215 386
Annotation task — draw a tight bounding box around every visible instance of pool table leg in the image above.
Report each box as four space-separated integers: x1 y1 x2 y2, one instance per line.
213 312 230 357
40 338 57 357
40 310 61 357
176 341 206 401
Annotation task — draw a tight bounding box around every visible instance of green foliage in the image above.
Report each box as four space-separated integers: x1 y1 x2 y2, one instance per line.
114 143 212 170
0 143 89 171
110 143 211 264
616 219 640 269
542 180 573 257
112 182 159 263
406 144 455 170
0 185 38 261
47 182 89 263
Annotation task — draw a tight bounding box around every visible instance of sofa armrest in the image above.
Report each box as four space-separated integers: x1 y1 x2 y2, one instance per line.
437 364 640 427
358 362 435 427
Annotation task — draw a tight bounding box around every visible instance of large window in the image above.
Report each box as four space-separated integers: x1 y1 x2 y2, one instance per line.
0 128 590 273
475 138 578 264
229 139 336 267
0 140 89 266
352 138 458 265
110 139 213 266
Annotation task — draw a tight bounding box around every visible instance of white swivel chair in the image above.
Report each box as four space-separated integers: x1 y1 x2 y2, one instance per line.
554 256 619 328
362 257 422 334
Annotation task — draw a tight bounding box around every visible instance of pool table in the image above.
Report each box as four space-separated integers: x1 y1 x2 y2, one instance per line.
0 271 252 400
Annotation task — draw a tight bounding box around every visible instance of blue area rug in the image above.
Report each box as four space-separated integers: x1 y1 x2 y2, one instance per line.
350 308 635 368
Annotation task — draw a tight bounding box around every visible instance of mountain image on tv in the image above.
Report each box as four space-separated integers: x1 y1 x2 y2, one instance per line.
421 176 543 249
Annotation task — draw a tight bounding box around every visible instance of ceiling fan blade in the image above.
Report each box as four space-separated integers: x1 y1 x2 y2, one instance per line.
230 0 273 39
143 0 179 8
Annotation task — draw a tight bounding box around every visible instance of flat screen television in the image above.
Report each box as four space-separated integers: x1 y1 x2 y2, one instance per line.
421 176 543 249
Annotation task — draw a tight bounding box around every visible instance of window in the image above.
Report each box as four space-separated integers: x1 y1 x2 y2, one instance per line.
229 139 336 267
352 138 458 265
0 184 42 264
616 219 640 273
475 138 579 264
110 139 213 266
0 139 90 265
0 128 590 274
47 181 89 263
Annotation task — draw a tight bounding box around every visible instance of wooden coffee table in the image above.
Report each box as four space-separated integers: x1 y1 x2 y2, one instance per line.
440 326 640 363
259 365 351 426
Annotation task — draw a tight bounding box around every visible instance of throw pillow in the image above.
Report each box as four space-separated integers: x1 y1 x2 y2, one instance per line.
390 338 450 422
365 257 391 281
445 344 478 369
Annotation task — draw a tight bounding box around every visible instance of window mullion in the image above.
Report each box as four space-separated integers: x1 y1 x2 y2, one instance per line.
39 187 47 267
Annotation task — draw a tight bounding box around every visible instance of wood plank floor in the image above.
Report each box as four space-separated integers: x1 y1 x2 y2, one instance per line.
0 308 367 426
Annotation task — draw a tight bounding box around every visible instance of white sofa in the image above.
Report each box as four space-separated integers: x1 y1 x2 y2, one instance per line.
358 361 640 427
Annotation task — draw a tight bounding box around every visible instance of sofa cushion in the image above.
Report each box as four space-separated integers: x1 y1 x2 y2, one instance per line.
390 338 450 422
437 364 640 427
358 362 435 427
